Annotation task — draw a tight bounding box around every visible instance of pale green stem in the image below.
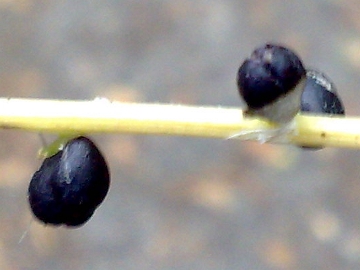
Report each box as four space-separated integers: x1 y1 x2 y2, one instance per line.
0 98 359 149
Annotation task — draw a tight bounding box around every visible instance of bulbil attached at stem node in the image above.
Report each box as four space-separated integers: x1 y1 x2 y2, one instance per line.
237 43 307 125
28 136 110 227
235 43 345 147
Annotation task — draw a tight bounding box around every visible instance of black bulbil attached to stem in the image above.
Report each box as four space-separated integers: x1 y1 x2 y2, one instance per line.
28 136 110 227
237 43 307 124
301 69 345 115
299 69 345 149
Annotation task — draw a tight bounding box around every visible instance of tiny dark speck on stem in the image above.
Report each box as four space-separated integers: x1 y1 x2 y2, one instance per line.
321 132 326 138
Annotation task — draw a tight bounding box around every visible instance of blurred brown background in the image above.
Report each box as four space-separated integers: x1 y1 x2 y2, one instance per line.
1 1 360 269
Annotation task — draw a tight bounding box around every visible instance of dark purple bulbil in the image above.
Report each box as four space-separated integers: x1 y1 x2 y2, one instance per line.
237 44 306 109
301 70 345 115
28 136 110 227
300 70 345 150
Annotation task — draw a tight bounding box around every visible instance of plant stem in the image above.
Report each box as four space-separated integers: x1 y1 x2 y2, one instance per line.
0 98 359 149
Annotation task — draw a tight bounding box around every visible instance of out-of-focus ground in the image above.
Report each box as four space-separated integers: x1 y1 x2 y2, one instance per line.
1 1 360 269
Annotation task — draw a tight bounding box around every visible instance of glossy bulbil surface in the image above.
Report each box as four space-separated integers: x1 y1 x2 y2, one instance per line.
28 137 110 227
301 70 345 115
238 44 306 109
